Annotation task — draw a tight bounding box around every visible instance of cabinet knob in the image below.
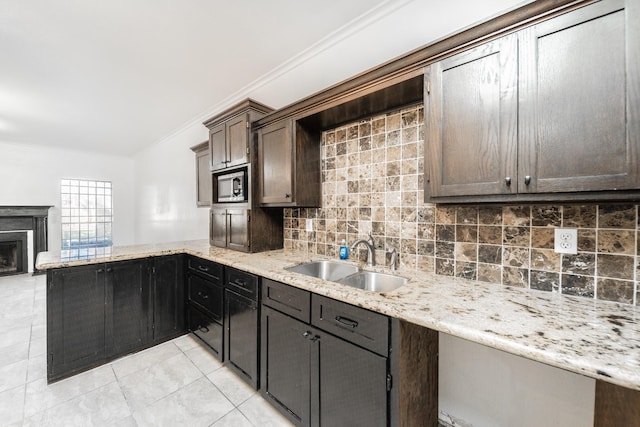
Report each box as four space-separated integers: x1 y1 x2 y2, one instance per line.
524 175 531 185
505 177 511 187
284 193 291 198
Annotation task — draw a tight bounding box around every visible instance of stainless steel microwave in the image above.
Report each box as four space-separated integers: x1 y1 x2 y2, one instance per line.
216 170 247 203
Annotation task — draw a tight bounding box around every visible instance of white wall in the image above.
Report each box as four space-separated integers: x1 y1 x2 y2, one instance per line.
132 122 209 244
439 334 594 426
0 141 135 252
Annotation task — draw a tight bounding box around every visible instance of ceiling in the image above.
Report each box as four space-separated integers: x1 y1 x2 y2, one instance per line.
0 0 527 157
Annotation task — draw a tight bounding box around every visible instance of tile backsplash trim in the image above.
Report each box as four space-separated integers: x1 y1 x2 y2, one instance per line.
284 105 639 306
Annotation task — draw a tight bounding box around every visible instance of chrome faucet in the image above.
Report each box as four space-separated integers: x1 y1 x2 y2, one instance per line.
388 247 398 271
351 233 376 267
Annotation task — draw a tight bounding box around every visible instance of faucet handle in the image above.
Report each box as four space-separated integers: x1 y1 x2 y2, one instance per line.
367 232 375 246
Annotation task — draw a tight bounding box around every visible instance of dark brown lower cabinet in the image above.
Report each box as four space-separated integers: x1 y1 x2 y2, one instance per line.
188 304 224 359
47 255 186 383
47 264 107 381
261 279 389 427
262 306 312 425
151 255 185 343
106 260 151 358
314 330 387 427
224 267 260 388
186 256 225 359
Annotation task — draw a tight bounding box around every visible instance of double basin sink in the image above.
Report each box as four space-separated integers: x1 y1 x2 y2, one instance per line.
285 260 408 292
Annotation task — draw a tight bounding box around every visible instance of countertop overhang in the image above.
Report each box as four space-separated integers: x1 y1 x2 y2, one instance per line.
37 240 640 391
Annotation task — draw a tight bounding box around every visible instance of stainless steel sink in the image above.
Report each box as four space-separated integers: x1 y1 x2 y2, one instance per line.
337 271 408 292
285 260 360 281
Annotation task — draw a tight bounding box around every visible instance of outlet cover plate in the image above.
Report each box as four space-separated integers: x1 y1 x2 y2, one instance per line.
306 219 313 232
554 228 578 254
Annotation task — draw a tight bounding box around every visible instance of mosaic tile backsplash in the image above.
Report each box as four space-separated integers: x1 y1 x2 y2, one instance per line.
283 105 639 306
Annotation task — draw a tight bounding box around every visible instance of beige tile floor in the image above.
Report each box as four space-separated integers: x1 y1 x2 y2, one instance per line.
0 273 294 427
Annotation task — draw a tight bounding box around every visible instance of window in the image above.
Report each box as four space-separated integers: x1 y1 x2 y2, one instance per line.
61 179 112 250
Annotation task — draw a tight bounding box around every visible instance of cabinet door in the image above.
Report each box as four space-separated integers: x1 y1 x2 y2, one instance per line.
224 288 259 389
210 208 227 248
226 114 249 168
105 260 150 358
227 209 249 252
519 0 639 193
425 34 518 198
258 119 293 205
152 255 185 343
195 148 211 207
261 306 311 426
188 304 223 360
209 123 227 171
312 331 388 427
47 265 106 381
187 272 223 322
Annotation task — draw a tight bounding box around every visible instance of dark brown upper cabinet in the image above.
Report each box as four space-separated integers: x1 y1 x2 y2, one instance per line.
190 141 211 207
425 34 518 199
257 119 320 207
210 207 283 253
425 0 639 203
203 99 273 172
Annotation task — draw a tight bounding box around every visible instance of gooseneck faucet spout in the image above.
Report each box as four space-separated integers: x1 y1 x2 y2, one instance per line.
350 233 376 267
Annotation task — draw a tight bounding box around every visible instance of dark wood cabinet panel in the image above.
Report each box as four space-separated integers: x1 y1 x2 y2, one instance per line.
209 208 227 248
190 141 211 207
210 207 282 253
209 123 227 172
204 99 273 173
47 264 106 382
226 114 249 169
227 209 249 252
188 303 223 360
261 306 311 426
425 34 518 198
261 281 392 426
187 273 223 322
209 208 249 252
258 119 293 205
186 256 224 360
425 0 639 203
151 255 185 343
257 120 321 207
224 288 260 389
313 330 388 427
105 260 150 358
519 0 638 193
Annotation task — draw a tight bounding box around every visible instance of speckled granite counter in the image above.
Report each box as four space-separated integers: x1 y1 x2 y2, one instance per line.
37 239 640 391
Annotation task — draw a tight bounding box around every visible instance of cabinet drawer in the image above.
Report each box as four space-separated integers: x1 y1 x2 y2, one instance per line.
188 305 223 360
311 295 389 356
188 274 223 322
188 257 223 283
226 267 258 300
262 278 310 323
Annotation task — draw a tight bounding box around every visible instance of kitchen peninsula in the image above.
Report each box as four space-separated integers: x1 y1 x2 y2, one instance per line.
37 239 640 426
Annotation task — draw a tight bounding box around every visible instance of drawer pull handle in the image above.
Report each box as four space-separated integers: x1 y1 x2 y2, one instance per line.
198 326 209 333
197 291 208 300
198 266 209 272
335 316 358 328
233 279 247 288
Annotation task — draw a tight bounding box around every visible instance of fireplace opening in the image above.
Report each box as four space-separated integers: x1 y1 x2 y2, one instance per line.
0 232 28 276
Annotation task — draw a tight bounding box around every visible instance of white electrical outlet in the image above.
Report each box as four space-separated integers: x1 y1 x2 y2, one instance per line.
306 219 313 232
554 228 578 254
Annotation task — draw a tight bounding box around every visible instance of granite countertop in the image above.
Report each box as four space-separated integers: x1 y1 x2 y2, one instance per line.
36 239 640 391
